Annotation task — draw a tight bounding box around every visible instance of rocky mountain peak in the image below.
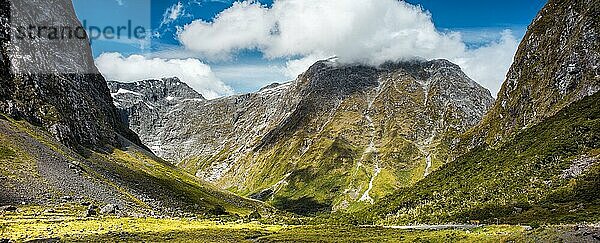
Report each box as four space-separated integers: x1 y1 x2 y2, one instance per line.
108 77 205 102
0 0 143 151
112 57 494 212
108 78 206 157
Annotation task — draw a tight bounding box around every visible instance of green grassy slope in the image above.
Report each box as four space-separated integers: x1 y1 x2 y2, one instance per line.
199 65 483 215
340 91 600 225
0 114 268 217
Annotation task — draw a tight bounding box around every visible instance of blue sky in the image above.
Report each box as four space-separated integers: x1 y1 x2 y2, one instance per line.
73 0 547 98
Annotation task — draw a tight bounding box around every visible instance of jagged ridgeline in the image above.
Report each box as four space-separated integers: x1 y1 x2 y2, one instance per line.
112 59 494 214
345 0 600 225
0 0 267 217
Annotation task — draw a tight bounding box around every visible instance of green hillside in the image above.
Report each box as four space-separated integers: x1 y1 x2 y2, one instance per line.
339 91 600 225
0 113 268 217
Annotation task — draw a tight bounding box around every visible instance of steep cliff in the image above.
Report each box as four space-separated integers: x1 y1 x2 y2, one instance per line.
353 0 600 225
0 0 268 217
0 0 142 151
108 78 205 157
459 0 600 152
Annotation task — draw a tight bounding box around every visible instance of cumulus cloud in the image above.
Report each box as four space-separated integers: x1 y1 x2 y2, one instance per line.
177 0 519 96
95 53 234 99
178 1 273 60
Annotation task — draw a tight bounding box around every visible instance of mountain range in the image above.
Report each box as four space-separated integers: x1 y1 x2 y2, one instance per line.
0 0 267 218
111 59 495 214
109 0 599 220
0 0 598 231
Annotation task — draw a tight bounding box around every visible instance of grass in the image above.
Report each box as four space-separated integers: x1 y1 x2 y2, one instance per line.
0 122 40 183
3 208 588 243
0 145 15 160
0 206 538 243
257 225 530 242
0 112 268 219
0 217 280 242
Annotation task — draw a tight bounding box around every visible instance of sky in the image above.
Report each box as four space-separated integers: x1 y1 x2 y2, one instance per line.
73 0 547 99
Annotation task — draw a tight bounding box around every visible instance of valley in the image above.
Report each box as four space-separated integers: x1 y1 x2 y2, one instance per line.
1 0 599 241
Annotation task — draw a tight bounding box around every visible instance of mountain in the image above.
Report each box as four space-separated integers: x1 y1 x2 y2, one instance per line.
0 114 267 216
347 0 600 225
112 59 494 214
0 0 142 152
456 0 600 154
352 91 600 225
0 0 267 217
108 78 205 158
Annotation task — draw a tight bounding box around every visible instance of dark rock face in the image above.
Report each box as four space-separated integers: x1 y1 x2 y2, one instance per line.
461 0 600 151
85 205 97 217
0 0 143 151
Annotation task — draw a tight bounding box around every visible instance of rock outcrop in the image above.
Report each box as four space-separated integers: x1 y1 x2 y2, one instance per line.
0 0 142 151
459 0 600 152
108 78 204 157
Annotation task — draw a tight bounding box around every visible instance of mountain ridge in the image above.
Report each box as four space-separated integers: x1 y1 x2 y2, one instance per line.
345 0 600 226
453 0 600 157
112 58 495 213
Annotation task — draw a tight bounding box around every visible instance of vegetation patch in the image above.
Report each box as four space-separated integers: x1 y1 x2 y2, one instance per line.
0 145 15 160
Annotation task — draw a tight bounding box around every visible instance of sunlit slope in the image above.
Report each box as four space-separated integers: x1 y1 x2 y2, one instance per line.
348 91 600 225
0 114 269 217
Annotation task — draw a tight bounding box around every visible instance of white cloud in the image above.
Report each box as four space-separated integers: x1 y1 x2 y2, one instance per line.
283 53 328 79
95 53 234 99
212 63 289 93
178 1 273 60
454 30 519 97
177 0 519 96
115 0 124 6
161 2 184 26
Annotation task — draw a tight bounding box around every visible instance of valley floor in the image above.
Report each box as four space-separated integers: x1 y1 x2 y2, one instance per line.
1 206 599 242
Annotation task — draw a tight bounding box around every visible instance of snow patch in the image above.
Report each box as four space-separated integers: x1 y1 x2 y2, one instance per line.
111 88 142 97
258 81 293 95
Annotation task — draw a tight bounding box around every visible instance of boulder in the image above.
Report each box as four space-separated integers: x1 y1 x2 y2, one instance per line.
0 205 17 212
43 209 56 214
100 204 119 214
85 205 97 217
248 210 262 220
